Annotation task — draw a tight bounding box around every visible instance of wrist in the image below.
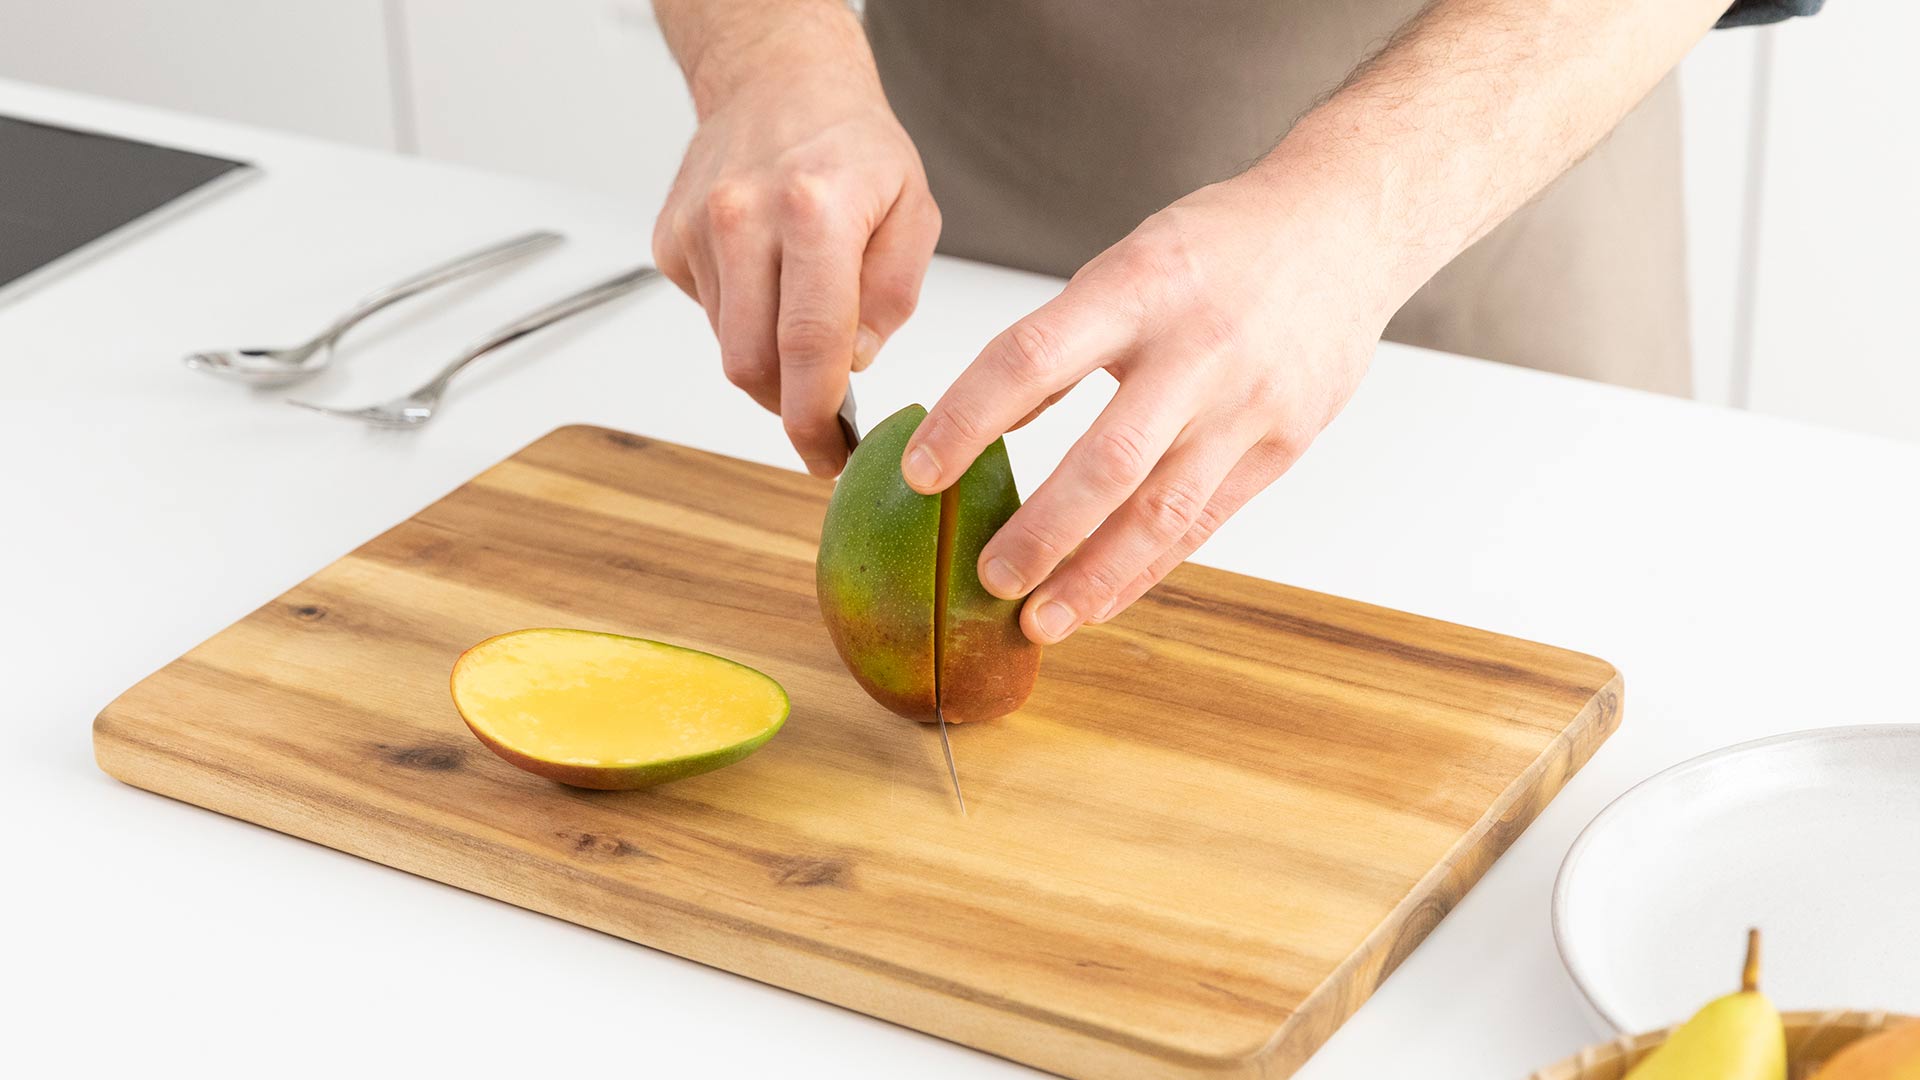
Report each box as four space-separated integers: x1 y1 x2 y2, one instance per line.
1237 98 1465 320
1223 144 1414 330
675 1 881 120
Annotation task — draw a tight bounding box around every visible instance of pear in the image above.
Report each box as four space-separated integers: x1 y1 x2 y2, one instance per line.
1626 929 1786 1080
1810 1018 1920 1080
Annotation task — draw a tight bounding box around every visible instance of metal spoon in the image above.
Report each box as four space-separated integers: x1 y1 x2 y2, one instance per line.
290 266 659 429
184 229 564 387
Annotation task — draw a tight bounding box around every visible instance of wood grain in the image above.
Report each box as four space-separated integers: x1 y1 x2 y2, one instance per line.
94 425 1622 1078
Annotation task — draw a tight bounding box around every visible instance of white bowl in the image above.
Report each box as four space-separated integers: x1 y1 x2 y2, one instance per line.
1553 725 1920 1033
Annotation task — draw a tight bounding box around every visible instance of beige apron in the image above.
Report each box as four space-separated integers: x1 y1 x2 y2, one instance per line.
865 0 1691 396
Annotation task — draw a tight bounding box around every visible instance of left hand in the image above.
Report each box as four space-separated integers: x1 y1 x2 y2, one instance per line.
898 172 1398 645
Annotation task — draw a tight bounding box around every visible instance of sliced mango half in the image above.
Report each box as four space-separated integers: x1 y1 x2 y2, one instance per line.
451 628 789 790
815 404 1041 723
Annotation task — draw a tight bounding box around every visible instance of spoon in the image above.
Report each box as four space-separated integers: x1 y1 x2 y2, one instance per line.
290 266 660 429
184 229 564 387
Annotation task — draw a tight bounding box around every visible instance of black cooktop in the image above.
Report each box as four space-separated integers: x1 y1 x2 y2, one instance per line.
0 115 251 297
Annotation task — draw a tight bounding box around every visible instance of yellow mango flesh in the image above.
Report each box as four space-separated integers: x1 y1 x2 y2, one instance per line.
451 628 788 790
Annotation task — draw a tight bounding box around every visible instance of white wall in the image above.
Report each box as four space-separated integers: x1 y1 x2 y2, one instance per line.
1677 28 1763 408
1742 3 1920 444
397 0 695 222
0 0 399 149
0 2 1910 442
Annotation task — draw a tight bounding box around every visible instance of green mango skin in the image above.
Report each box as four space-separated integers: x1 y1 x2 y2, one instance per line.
816 406 941 719
816 405 1041 724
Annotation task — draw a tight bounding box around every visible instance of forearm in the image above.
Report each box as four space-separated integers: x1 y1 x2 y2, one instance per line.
652 0 878 117
1249 0 1725 316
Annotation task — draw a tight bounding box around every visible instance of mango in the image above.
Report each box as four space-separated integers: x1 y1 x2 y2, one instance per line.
816 404 1040 723
451 628 789 789
1811 1019 1920 1080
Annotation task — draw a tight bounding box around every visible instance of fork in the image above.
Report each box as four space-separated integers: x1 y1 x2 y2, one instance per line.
290 266 660 428
184 229 564 386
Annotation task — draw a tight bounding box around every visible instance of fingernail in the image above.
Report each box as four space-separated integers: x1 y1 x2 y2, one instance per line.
1033 601 1076 642
1093 596 1118 623
902 445 939 489
981 557 1024 598
853 326 882 371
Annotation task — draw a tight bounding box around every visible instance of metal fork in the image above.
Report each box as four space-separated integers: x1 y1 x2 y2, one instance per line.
290 266 660 428
185 229 564 386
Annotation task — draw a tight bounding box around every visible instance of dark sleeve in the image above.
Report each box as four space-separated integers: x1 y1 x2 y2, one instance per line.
1717 0 1825 29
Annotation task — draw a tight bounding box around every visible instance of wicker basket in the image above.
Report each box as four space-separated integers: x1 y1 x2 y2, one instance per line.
1530 1010 1917 1080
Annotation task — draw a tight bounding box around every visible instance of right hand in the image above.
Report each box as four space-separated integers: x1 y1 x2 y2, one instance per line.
653 30 941 478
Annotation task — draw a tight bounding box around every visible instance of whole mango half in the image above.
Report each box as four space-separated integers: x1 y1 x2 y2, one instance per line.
451 628 789 790
816 404 1041 723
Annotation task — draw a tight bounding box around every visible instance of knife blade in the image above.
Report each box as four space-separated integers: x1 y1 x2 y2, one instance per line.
836 383 861 453
835 382 966 815
937 704 967 815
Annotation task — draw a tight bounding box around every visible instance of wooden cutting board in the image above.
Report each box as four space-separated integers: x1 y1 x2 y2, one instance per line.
94 425 1621 1078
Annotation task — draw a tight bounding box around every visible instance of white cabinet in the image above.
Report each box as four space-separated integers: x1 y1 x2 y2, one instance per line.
396 0 696 219
1744 3 1920 443
0 0 399 149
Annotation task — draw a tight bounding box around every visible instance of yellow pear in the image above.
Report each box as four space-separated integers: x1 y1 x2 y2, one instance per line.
1810 1018 1920 1080
1625 930 1786 1080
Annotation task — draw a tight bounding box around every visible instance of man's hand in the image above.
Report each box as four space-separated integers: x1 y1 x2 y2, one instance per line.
900 175 1390 646
653 0 939 477
898 0 1728 645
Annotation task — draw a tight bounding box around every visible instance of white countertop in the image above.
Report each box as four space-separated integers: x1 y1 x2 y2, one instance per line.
6 78 1917 1078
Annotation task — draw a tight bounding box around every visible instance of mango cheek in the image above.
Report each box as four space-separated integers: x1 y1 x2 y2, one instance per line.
816 403 1040 724
937 615 1040 724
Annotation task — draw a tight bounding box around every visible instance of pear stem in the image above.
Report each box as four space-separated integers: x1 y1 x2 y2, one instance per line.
1742 928 1762 993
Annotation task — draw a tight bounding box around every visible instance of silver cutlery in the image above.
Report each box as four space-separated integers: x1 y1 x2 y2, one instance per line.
184 229 564 386
289 266 660 429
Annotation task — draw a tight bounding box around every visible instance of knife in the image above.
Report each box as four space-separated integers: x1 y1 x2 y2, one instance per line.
835 383 967 815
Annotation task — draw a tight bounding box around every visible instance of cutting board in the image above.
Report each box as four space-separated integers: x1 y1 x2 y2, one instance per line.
94 425 1621 1078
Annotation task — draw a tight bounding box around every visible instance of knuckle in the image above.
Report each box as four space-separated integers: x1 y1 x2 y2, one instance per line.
721 352 772 394
999 320 1068 386
1088 422 1154 492
651 214 689 269
1139 475 1207 539
1101 239 1159 284
704 181 755 234
779 173 832 224
1009 515 1071 566
1264 425 1312 463
783 410 834 444
1184 500 1227 547
1067 560 1128 607
931 400 985 445
668 207 699 251
779 407 840 449
777 312 846 364
870 270 921 322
